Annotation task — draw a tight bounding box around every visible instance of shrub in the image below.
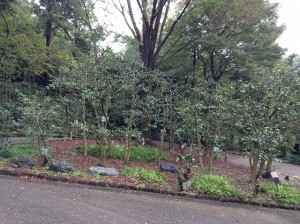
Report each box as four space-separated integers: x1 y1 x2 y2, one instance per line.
129 146 168 162
73 145 168 162
0 148 14 158
122 167 165 185
192 174 242 198
260 182 300 205
285 153 300 165
0 144 53 162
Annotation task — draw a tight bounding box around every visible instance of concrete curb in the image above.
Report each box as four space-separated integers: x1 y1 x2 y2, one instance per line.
0 168 299 211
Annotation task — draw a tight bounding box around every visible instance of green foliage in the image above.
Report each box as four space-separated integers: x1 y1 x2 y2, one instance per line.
71 170 101 180
122 167 165 186
0 147 13 158
260 182 300 205
285 153 300 165
0 144 39 158
74 145 168 162
192 174 242 198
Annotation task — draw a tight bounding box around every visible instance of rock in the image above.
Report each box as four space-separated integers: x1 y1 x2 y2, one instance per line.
261 170 272 178
49 159 74 173
11 156 34 168
278 173 288 185
183 181 192 190
160 163 179 173
88 166 119 176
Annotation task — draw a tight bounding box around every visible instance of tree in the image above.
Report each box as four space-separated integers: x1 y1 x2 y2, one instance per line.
161 0 284 82
0 1 45 102
114 0 192 69
236 69 299 196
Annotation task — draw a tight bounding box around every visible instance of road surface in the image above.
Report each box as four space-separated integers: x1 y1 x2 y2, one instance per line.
225 153 300 177
0 175 299 224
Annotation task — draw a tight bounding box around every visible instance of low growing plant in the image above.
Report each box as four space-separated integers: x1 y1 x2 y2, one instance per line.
74 145 168 162
192 174 242 198
0 143 49 159
122 167 165 186
285 153 300 165
260 182 300 205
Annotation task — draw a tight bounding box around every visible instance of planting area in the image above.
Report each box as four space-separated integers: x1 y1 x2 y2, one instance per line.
1 140 300 207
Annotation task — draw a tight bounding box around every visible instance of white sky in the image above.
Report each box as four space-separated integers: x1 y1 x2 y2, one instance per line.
97 0 300 55
271 0 300 55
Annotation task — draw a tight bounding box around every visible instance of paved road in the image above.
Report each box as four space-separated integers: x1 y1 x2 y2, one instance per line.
0 137 63 146
1 175 299 224
225 153 300 177
152 141 300 177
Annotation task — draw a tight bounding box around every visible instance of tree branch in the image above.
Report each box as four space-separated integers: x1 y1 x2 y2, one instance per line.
126 0 142 41
113 1 138 39
154 0 191 59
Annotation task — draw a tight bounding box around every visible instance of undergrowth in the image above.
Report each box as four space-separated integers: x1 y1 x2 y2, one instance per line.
122 167 165 186
74 145 168 162
260 182 300 205
285 153 300 165
0 143 52 159
192 174 243 198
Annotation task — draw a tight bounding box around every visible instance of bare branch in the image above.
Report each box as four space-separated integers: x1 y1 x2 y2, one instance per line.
154 0 191 59
0 10 10 65
126 0 142 41
158 0 170 46
136 0 149 30
113 0 137 39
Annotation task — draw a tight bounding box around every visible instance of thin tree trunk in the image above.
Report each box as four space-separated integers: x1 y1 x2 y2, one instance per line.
196 129 204 171
158 128 165 166
125 113 133 164
168 124 175 151
209 143 214 174
82 74 88 156
265 157 273 171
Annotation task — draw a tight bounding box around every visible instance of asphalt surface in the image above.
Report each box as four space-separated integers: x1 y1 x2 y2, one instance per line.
225 153 300 177
152 140 300 177
1 175 299 224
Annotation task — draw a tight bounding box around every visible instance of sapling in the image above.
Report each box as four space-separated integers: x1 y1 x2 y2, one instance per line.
176 153 195 191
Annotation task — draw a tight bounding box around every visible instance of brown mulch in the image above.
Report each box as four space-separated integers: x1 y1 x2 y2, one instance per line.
39 140 251 193
0 140 255 193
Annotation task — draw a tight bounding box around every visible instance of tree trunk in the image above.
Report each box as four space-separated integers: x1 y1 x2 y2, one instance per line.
82 74 88 156
125 114 133 164
265 157 273 171
209 143 214 175
158 128 165 166
196 129 204 171
168 124 175 151
141 118 152 144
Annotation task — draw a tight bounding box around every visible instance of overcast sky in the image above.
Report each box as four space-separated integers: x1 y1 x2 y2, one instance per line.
272 0 300 55
98 0 300 55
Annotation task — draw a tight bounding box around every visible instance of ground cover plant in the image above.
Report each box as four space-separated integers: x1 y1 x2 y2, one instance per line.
192 173 242 198
285 153 300 166
260 182 300 205
0 143 52 163
0 140 300 207
122 167 165 187
73 145 168 162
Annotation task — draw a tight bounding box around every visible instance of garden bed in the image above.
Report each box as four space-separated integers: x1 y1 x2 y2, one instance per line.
1 140 300 209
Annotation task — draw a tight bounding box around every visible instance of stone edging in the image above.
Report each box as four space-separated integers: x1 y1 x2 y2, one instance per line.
0 169 299 211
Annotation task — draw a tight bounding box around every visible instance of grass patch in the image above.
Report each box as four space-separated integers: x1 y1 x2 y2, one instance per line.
0 143 53 158
74 145 168 162
192 174 243 198
260 182 300 205
0 143 53 164
122 167 165 186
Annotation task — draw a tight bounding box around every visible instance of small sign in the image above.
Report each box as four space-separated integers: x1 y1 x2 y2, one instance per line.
270 172 279 178
101 116 108 123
